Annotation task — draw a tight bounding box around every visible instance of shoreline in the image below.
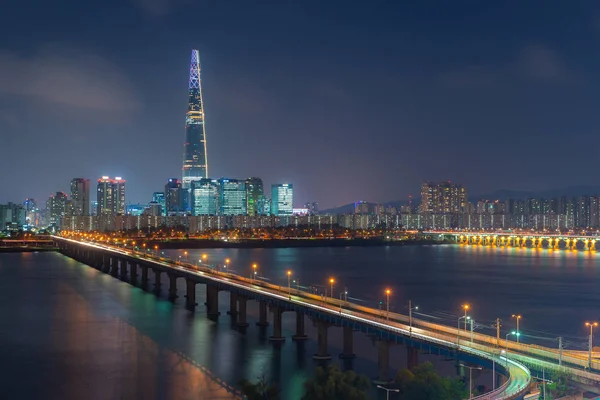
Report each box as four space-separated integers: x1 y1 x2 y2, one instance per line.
0 247 58 253
143 238 449 249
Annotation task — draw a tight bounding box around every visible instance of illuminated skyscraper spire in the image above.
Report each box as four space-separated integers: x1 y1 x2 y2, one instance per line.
182 49 208 188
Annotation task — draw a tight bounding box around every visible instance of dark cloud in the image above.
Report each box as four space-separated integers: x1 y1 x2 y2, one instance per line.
0 44 141 117
517 44 570 83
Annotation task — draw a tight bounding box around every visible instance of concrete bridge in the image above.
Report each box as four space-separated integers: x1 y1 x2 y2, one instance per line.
424 231 600 250
54 236 600 398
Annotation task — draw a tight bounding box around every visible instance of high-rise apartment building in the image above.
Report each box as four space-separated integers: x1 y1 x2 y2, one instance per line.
182 49 208 188
219 179 246 216
70 178 90 216
420 182 467 213
355 201 370 214
271 184 293 216
47 192 68 226
191 179 219 215
97 176 126 216
245 177 263 216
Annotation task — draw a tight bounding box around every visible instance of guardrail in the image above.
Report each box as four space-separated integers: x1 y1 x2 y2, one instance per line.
59 238 546 399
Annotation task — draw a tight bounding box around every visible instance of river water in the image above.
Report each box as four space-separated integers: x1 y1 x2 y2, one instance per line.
1 245 598 399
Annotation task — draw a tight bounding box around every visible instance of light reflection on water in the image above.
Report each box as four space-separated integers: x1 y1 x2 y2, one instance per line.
1 245 599 399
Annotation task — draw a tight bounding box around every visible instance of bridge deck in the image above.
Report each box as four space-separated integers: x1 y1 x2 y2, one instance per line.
56 237 600 398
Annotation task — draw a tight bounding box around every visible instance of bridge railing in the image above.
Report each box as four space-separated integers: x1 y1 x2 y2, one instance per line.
63 239 600 392
91 239 600 374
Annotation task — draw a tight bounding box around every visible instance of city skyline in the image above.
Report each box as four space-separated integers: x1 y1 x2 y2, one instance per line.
4 2 600 208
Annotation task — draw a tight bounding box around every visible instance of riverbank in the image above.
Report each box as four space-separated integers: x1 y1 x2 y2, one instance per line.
144 238 449 249
0 247 58 253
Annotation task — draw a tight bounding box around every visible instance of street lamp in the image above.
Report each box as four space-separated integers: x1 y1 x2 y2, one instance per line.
184 251 188 262
462 304 470 331
585 321 598 370
154 245 158 255
329 278 335 298
385 289 391 321
287 270 292 299
459 364 483 399
512 314 522 343
252 263 257 282
457 315 470 349
376 385 399 400
202 254 208 264
504 331 518 366
224 258 230 271
408 300 418 337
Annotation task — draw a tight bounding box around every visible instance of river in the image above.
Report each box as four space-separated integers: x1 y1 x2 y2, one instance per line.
1 245 598 399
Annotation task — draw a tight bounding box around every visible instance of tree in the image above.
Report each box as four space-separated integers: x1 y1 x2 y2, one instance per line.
543 371 577 399
239 375 280 400
394 362 467 400
301 364 371 400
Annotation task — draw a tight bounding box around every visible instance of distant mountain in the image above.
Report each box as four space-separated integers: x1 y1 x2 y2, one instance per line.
320 185 600 214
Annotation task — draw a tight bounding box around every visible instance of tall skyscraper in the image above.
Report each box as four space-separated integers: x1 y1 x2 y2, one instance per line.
191 179 219 215
271 184 293 216
47 192 68 226
70 178 90 216
182 49 208 188
97 176 126 216
97 177 113 216
165 178 186 215
245 177 263 216
219 179 246 215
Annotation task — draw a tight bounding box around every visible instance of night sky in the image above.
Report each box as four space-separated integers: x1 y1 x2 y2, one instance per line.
2 1 599 208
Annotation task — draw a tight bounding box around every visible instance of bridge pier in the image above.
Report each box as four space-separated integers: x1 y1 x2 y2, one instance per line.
101 254 109 273
140 265 149 289
269 306 285 341
120 260 128 281
339 325 355 359
130 263 138 285
110 258 119 277
185 279 197 310
206 284 220 317
236 295 249 327
256 301 269 327
376 340 391 383
168 273 178 301
292 311 308 340
312 320 331 360
153 269 162 294
228 292 238 316
407 345 419 369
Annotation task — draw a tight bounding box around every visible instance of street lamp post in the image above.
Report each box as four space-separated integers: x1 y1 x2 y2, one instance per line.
224 258 230 272
252 263 257 282
504 331 517 366
287 270 292 299
457 316 470 350
459 364 483 399
586 321 598 370
408 300 418 337
329 278 335 299
376 385 399 400
462 304 470 331
385 289 391 321
512 314 522 343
